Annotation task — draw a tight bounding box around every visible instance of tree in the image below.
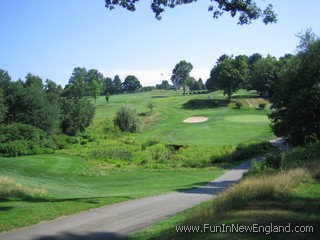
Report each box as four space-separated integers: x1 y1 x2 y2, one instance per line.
171 60 193 95
114 105 140 133
122 75 142 93
113 75 122 94
249 55 277 97
269 39 320 146
159 80 170 90
90 80 101 103
85 69 105 94
207 55 247 101
105 92 110 102
60 98 95 136
63 67 88 99
105 77 114 95
104 0 277 24
295 28 319 52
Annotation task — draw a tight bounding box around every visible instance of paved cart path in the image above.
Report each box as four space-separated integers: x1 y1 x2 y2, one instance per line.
0 158 260 240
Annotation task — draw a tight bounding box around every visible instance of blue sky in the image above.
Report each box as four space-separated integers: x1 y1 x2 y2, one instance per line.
1 0 319 87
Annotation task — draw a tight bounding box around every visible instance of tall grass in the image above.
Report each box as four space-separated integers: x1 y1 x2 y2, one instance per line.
0 176 47 198
183 168 312 227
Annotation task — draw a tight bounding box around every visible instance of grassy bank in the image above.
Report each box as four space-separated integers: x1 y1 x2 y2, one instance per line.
0 154 228 232
129 146 320 240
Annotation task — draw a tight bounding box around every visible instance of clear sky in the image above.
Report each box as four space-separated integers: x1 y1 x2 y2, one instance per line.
1 0 319 87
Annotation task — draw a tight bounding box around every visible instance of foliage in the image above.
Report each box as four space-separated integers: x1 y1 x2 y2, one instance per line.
147 101 155 113
122 75 142 93
114 105 141 133
269 39 320 146
60 98 96 136
104 0 277 24
91 148 132 161
235 102 243 109
258 103 266 109
171 60 193 95
89 80 101 103
249 55 278 96
207 55 248 101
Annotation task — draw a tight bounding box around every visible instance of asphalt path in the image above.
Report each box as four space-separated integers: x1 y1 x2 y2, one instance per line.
0 158 259 240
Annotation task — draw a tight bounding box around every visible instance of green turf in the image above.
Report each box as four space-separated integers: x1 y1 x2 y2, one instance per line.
0 89 275 232
0 154 226 232
94 90 274 146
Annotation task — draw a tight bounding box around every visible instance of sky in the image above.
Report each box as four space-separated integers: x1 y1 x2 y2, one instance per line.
1 0 320 87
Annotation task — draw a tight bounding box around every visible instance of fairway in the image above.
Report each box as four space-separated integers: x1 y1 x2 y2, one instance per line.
225 114 269 123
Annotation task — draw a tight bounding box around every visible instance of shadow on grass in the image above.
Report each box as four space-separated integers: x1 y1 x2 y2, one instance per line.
33 231 126 240
0 196 132 204
181 99 228 110
151 96 168 99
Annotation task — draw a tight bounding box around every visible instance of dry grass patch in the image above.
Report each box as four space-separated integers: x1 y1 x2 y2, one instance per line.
0 176 47 198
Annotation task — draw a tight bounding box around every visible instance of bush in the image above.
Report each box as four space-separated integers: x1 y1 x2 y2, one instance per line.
91 148 132 161
235 102 243 109
259 103 266 110
211 141 271 163
114 105 141 133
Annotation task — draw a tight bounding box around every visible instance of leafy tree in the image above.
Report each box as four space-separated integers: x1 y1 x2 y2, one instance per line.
63 67 88 99
114 105 140 133
122 75 142 93
207 55 247 101
249 55 277 97
60 98 95 136
104 0 277 24
0 89 7 123
171 60 193 95
90 80 101 103
113 75 122 94
159 80 170 90
105 77 114 95
85 69 105 94
295 28 319 52
269 39 320 146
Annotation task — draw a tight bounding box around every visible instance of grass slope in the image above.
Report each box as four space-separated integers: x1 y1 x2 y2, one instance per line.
0 154 226 232
95 90 274 146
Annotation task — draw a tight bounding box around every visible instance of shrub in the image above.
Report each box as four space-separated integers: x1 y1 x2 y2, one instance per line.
114 105 141 133
91 148 132 161
259 103 266 110
235 102 243 109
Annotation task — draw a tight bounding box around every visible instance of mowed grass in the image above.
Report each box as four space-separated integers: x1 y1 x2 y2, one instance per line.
0 154 226 232
0 90 275 232
95 90 274 146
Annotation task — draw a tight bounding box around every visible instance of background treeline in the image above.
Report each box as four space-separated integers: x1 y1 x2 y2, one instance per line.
205 53 293 101
204 30 320 147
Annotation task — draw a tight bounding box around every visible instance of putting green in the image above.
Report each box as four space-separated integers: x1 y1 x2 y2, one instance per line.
225 114 269 123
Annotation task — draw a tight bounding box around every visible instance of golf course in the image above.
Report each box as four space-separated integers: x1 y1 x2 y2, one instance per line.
0 90 274 232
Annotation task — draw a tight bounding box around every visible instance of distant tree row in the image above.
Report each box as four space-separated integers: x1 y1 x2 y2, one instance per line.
63 67 142 101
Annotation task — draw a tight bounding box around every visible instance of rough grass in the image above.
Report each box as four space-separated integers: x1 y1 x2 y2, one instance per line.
0 176 47 198
130 165 320 240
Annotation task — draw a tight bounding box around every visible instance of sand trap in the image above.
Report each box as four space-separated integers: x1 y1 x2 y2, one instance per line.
183 116 209 123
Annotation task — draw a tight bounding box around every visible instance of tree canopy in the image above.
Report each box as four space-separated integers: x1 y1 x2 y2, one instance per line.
171 60 193 95
104 0 277 24
269 38 320 146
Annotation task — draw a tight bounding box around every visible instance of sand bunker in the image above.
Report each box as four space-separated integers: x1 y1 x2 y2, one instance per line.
183 116 209 123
